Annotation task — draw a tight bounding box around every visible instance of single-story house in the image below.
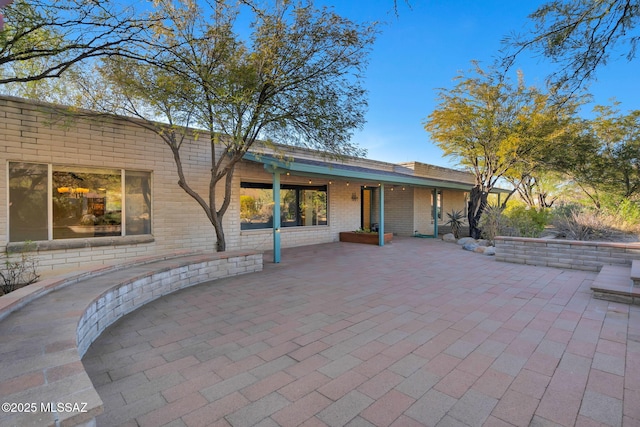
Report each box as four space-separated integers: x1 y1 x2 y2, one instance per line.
1 95 503 272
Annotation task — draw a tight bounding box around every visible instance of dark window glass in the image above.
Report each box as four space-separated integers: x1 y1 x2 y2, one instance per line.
9 163 48 241
240 183 328 230
125 171 152 235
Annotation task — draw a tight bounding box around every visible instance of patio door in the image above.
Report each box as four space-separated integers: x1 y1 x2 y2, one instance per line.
361 188 373 230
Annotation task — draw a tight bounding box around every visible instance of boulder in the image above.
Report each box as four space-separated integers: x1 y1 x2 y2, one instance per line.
476 239 490 247
442 233 457 242
457 237 476 246
463 242 479 251
483 246 496 256
474 246 486 254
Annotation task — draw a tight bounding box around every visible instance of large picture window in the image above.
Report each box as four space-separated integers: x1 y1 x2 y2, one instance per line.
240 182 327 230
8 162 151 242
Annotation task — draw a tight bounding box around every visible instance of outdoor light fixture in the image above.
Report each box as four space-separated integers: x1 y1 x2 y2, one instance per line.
351 192 358 201
346 182 350 186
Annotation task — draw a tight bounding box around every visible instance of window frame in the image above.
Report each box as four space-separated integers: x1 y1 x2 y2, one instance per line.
8 161 152 243
240 181 328 230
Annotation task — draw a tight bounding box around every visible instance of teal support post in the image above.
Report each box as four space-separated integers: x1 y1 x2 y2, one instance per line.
378 184 385 246
272 171 281 263
432 188 439 238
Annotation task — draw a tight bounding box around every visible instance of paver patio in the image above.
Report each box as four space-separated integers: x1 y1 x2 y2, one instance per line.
83 237 640 426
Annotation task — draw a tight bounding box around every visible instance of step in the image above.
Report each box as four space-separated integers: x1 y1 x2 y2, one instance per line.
631 259 640 287
591 265 640 305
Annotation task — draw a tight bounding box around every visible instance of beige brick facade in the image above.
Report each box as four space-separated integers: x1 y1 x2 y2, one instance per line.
1 96 476 273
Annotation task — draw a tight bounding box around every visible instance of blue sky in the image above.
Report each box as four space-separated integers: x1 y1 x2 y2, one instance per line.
318 0 639 168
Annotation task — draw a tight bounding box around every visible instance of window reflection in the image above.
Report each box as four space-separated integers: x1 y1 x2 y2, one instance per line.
52 167 122 238
8 162 152 242
240 183 328 230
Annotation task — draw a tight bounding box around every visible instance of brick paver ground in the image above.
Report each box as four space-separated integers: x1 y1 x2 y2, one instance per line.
83 238 640 427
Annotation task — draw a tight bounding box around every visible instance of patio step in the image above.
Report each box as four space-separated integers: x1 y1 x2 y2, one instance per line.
631 259 640 287
591 264 640 305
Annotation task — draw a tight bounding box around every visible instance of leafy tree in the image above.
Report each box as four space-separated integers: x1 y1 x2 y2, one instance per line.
505 171 562 209
503 0 640 93
0 0 152 86
591 105 640 199
86 0 376 252
424 64 576 238
546 105 640 209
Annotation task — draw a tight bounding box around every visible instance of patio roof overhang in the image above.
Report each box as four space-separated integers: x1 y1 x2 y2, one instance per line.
244 152 510 192
243 152 510 264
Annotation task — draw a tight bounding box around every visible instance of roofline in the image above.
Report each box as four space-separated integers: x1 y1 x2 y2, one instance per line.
244 152 513 192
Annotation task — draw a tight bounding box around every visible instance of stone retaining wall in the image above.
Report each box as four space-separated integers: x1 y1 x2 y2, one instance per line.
77 253 262 356
0 251 262 427
495 236 640 271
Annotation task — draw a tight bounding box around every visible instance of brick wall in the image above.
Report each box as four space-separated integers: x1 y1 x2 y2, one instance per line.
384 187 414 236
495 236 640 271
1 96 475 273
414 187 434 235
400 161 475 184
1 97 225 272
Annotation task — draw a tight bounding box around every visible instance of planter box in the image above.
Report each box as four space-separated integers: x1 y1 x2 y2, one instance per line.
339 231 393 245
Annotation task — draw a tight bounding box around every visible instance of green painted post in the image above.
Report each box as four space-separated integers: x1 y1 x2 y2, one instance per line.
433 188 439 238
273 171 281 263
379 184 385 246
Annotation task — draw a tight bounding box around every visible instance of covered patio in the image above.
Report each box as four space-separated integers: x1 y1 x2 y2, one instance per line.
244 153 510 263
83 237 640 426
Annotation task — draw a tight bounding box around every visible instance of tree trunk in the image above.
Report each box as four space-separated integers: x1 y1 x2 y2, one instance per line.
467 185 488 239
214 220 226 252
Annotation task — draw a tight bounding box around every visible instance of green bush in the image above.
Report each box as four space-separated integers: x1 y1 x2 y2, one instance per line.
614 198 640 225
503 204 549 237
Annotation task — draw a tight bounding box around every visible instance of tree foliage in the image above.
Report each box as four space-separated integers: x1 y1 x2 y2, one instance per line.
503 0 640 93
85 0 376 251
424 64 576 238
548 105 640 208
0 0 152 86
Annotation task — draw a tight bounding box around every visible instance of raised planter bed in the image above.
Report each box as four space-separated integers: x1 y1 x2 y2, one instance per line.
339 231 393 245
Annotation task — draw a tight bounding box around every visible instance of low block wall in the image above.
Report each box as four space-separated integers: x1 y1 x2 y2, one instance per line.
495 236 640 271
77 253 263 356
0 251 262 427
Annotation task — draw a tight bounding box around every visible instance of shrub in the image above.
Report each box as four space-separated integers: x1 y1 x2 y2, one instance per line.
617 198 640 224
445 209 465 238
552 210 618 241
503 205 549 238
0 245 40 295
479 205 511 243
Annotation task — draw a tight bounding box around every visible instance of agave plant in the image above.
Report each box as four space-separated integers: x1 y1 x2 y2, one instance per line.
445 209 465 239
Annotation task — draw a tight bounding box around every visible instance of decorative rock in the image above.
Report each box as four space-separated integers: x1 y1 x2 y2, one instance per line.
463 242 479 251
483 246 496 256
457 237 476 246
443 233 457 242
476 239 490 247
474 246 486 254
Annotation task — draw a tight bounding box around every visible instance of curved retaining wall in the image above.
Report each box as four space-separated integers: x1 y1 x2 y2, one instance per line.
495 236 640 271
0 251 262 427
